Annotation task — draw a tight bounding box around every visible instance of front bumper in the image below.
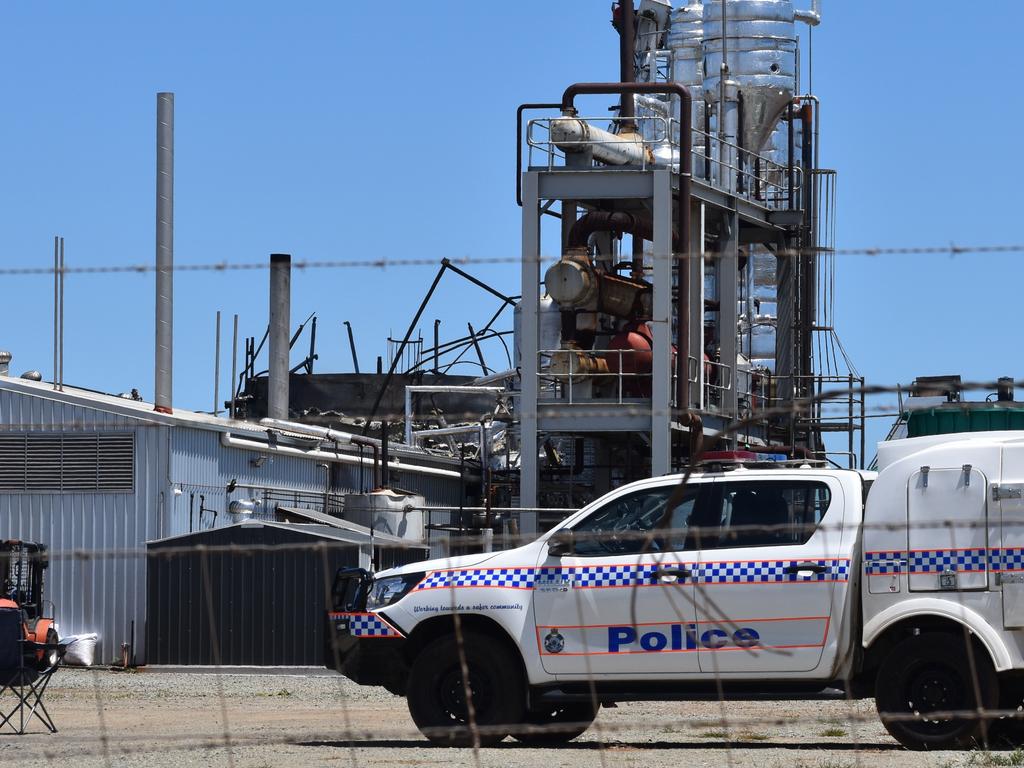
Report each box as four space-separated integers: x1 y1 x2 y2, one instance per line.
325 611 408 694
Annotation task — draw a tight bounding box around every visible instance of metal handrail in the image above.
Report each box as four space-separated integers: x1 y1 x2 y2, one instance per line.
525 114 801 211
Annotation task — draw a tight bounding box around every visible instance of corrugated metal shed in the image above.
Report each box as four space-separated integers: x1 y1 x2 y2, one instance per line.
0 376 473 665
145 521 426 666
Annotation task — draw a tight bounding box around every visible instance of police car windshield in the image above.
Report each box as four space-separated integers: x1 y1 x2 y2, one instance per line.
569 485 699 556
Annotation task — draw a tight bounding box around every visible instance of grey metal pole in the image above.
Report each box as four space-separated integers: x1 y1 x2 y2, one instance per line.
268 254 291 419
52 237 58 390
213 310 221 416
154 92 174 414
59 237 64 391
230 314 239 419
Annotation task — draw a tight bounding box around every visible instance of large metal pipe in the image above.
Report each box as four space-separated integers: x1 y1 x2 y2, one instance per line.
567 210 679 250
268 253 291 419
154 92 174 414
560 82 692 409
550 118 650 166
617 1 636 123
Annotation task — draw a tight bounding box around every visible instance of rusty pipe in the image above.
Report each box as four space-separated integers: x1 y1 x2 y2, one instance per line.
678 411 704 463
351 436 381 489
616 1 637 125
560 82 692 411
567 211 679 251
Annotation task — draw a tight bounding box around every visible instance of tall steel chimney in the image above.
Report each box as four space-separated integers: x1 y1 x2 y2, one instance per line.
154 92 174 414
268 253 291 419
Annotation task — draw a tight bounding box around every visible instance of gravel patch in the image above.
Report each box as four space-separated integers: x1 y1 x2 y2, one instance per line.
0 668 1015 767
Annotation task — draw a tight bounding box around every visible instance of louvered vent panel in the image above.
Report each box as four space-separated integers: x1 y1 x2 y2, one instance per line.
0 433 134 492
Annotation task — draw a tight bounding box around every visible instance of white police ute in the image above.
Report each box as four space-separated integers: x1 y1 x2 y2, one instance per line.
326 432 1024 750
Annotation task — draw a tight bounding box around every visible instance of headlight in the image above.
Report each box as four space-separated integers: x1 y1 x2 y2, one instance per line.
366 572 423 610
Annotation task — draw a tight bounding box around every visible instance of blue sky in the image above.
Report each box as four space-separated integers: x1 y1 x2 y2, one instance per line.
0 2 1020 458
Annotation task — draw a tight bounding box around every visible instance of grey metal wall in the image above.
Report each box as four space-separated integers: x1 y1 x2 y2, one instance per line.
0 389 167 667
0 388 475 666
168 427 327 537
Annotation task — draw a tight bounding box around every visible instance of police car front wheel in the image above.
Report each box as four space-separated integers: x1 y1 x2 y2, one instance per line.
406 631 525 747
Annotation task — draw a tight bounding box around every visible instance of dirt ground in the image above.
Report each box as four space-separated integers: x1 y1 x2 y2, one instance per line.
2 668 1017 768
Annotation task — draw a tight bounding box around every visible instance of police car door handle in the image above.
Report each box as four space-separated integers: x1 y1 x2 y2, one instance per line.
656 567 692 583
784 562 828 574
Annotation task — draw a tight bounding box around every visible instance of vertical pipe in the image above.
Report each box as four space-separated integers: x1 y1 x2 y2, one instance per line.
229 314 239 419
380 421 390 490
154 92 174 414
52 237 58 390
59 237 65 392
618 1 636 124
404 388 413 445
213 310 221 416
519 171 541 525
268 253 291 419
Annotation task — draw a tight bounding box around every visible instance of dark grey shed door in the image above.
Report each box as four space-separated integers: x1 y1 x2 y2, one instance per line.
146 527 360 666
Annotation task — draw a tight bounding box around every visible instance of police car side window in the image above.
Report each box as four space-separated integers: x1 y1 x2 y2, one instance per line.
570 485 700 556
699 481 832 549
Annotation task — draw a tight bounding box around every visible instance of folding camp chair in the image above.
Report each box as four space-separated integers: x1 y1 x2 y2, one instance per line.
0 606 65 734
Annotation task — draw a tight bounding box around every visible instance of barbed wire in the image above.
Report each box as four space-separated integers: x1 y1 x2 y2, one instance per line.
1 242 1023 276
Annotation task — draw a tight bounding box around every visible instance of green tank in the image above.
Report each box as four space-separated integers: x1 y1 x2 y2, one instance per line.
906 403 1024 438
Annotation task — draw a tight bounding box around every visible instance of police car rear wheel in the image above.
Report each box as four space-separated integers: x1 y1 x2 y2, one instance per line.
407 631 525 747
875 632 997 750
512 703 597 745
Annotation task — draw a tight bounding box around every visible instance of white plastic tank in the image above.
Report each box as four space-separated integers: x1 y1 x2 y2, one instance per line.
343 489 426 542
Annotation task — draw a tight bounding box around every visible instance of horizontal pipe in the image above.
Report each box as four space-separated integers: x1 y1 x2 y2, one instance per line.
259 417 353 445
404 386 506 394
220 432 462 480
550 118 650 166
412 425 485 438
794 1 821 26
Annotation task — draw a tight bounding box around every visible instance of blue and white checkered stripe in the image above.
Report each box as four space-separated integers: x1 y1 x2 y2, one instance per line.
415 567 537 591
347 614 400 638
543 564 660 588
908 548 987 574
698 559 846 584
414 559 849 591
864 550 907 575
995 548 1024 572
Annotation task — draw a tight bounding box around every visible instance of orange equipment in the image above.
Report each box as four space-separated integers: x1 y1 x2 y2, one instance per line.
1 541 57 670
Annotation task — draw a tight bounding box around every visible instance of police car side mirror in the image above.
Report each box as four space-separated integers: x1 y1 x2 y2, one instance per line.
547 530 575 557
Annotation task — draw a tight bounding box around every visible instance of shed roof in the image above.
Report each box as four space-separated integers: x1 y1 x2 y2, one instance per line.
145 518 425 549
0 375 266 434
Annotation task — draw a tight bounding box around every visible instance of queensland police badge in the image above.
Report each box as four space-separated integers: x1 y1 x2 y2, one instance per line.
543 628 565 654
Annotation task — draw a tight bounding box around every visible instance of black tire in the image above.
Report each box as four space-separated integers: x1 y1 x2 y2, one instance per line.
512 702 597 745
988 677 1024 748
406 631 525 747
875 632 998 750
